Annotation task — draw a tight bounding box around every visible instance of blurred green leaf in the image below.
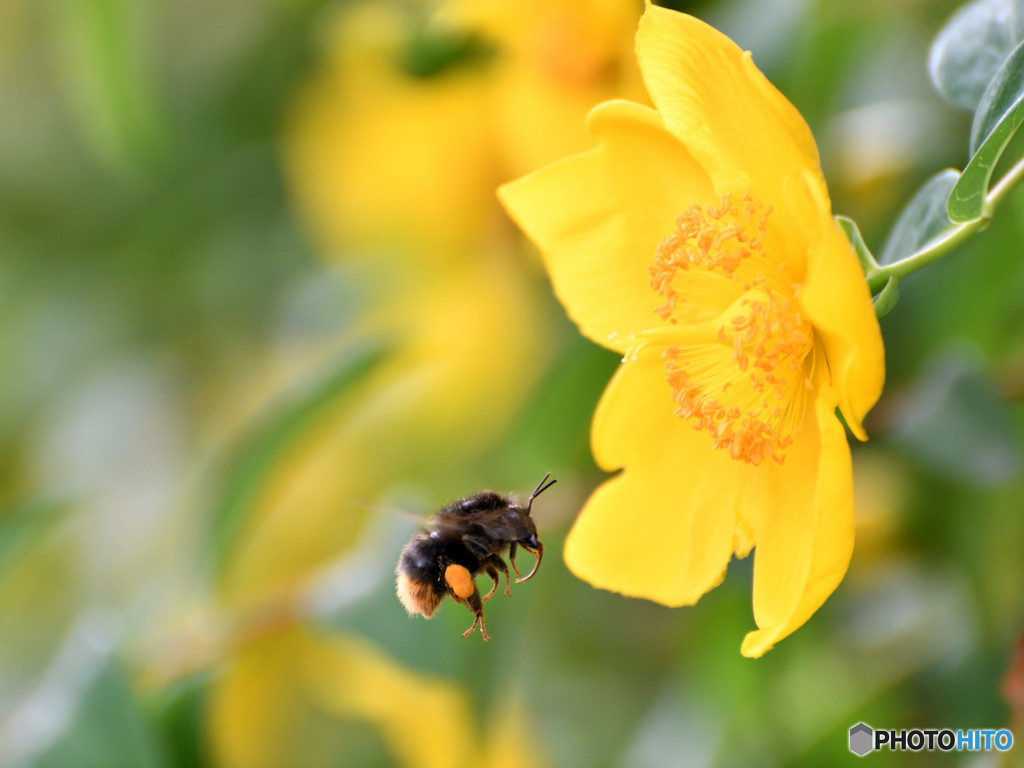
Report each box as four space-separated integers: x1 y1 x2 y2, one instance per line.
0 497 66 578
880 169 960 266
948 38 1024 221
929 0 1024 111
485 332 619 480
148 673 210 768
30 656 169 768
835 216 877 273
402 26 492 79
207 340 393 576
52 0 168 174
890 347 1022 486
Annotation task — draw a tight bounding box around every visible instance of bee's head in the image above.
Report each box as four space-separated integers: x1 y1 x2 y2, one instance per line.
519 473 553 551
514 492 546 582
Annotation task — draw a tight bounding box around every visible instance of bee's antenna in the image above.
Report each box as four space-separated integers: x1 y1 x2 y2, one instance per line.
525 472 557 514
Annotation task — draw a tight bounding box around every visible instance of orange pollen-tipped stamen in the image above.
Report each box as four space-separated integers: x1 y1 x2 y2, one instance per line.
649 191 770 324
651 193 813 466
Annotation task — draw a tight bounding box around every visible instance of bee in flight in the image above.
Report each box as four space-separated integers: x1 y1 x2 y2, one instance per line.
395 473 556 641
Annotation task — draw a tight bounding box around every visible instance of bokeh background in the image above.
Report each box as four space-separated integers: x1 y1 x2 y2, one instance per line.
2 0 1024 766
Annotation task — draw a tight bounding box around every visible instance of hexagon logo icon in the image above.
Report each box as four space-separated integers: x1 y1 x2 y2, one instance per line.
849 723 874 756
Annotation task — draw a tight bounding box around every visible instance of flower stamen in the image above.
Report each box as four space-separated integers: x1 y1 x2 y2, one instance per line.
649 191 771 324
651 192 813 465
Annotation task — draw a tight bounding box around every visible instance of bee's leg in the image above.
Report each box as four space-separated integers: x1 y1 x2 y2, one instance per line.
516 541 544 583
482 554 510 600
507 541 522 580
481 562 500 602
462 535 493 559
457 589 489 641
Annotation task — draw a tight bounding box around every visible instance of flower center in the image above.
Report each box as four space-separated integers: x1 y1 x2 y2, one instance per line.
649 191 771 323
648 192 814 466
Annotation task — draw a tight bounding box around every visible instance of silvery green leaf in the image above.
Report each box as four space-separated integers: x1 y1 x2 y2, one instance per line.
948 38 1024 221
879 169 960 265
929 0 1024 111
970 37 1024 153
835 215 878 273
891 347 1022 486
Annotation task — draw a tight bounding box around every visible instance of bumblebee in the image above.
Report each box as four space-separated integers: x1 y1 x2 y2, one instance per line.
395 473 555 641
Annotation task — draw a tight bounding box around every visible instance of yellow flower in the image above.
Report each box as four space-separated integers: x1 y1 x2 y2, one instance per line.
285 0 647 260
284 1 493 258
499 5 885 656
442 0 646 177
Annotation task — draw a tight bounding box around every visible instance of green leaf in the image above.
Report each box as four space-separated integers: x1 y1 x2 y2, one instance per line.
0 496 66 578
970 37 1024 155
891 347 1022 486
873 276 900 318
948 38 1024 221
879 169 960 265
149 672 210 768
32 656 170 768
835 215 878 273
206 339 393 575
53 0 168 173
929 0 1024 111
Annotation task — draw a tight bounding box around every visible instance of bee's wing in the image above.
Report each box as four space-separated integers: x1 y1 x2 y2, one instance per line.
379 489 542 539
437 504 524 540
368 502 429 529
375 502 499 538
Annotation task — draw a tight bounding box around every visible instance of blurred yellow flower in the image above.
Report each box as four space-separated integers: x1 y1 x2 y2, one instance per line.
499 5 885 656
442 0 645 177
285 2 493 258
284 0 646 261
208 627 543 768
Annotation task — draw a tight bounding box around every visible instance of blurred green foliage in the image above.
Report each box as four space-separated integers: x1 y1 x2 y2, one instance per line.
2 0 1024 766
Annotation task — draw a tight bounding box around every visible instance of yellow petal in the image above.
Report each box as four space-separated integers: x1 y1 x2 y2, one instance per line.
499 99 714 352
635 6 824 211
800 215 886 439
489 51 646 179
740 380 855 657
449 0 640 67
490 58 600 177
207 628 477 768
475 0 647 176
481 694 547 768
565 351 745 604
206 630 316 768
303 632 475 768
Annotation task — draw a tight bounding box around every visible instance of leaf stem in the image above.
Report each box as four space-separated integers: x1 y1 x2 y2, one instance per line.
866 155 1024 294
866 217 982 293
986 152 1024 210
